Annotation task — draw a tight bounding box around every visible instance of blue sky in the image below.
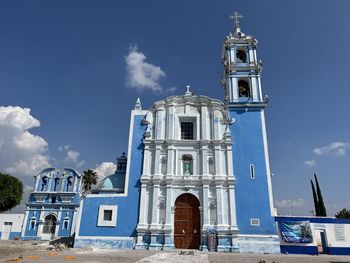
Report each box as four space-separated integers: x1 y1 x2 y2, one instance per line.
1 0 350 216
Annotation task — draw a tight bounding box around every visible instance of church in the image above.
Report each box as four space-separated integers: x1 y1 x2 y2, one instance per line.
73 14 280 253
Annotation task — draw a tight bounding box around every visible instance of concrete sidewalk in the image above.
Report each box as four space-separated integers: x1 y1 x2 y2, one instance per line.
2 241 350 263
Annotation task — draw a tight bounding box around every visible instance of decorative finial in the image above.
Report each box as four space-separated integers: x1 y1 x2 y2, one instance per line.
185 85 192 96
134 97 142 110
229 11 243 29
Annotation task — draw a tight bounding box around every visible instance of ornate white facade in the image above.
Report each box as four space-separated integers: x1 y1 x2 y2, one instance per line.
136 89 238 250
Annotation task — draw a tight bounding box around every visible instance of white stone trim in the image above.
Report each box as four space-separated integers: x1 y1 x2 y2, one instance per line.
250 163 255 179
21 210 29 237
260 111 275 216
70 209 77 236
97 205 118 227
124 109 149 197
74 199 84 238
250 218 260 226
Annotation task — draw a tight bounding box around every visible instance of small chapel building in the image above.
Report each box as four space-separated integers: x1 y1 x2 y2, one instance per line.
74 16 280 253
21 168 82 240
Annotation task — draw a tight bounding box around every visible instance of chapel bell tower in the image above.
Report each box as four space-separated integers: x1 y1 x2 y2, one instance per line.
221 12 265 104
222 13 277 240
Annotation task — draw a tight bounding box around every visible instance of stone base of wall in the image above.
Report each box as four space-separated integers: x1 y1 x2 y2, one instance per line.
238 235 280 254
74 238 135 249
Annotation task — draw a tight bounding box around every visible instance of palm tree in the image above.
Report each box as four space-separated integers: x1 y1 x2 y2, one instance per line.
335 208 350 219
82 169 98 193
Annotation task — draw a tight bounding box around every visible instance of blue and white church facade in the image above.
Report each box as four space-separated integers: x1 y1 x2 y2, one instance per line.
74 18 279 253
21 168 82 240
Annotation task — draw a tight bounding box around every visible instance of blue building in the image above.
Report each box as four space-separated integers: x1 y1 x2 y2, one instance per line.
275 216 350 255
74 113 145 249
74 15 279 253
21 168 82 240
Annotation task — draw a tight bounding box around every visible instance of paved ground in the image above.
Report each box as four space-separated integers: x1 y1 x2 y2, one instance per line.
1 240 350 263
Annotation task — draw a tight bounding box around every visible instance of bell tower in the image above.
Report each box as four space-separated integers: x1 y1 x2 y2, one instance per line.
222 13 279 252
222 12 265 105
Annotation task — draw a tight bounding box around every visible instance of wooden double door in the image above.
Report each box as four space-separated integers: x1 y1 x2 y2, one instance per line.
174 193 200 249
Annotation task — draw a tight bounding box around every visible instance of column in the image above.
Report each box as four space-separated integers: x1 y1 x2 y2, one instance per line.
254 49 257 64
201 106 210 140
249 47 255 64
138 184 148 226
203 184 209 227
201 144 209 176
216 185 224 226
258 77 263 101
154 146 161 176
214 144 222 175
142 144 151 176
34 176 40 191
151 184 160 226
163 183 175 249
251 77 258 102
167 144 175 176
228 185 237 228
168 105 175 140
149 183 161 249
136 183 149 249
229 48 235 64
230 78 238 102
157 108 165 140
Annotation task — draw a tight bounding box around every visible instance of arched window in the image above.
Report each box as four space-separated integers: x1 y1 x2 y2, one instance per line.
30 217 36 230
66 176 73 192
40 177 48 191
182 154 193 175
42 214 57 234
53 177 60 192
236 50 247 63
238 80 250 98
208 157 215 175
64 219 69 230
161 156 167 175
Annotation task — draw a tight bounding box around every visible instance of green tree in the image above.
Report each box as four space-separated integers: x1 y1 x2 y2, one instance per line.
314 173 327 216
0 172 23 212
310 179 320 216
82 169 98 192
311 173 327 217
335 208 350 219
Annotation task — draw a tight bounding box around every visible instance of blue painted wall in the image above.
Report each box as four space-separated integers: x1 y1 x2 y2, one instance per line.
280 245 318 255
22 210 41 238
77 113 145 238
275 216 350 224
229 108 276 235
0 232 22 240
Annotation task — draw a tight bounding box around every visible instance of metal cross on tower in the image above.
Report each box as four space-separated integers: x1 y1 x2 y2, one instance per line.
229 12 243 28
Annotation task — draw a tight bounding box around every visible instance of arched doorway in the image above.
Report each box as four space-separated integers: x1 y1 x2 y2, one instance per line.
174 193 200 249
42 214 57 240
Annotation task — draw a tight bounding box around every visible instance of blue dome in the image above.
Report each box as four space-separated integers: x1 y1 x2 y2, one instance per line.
99 172 125 193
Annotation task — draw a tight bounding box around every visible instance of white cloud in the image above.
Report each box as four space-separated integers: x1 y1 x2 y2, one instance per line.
65 150 80 163
93 162 117 188
59 145 85 168
275 198 305 208
304 160 316 167
0 106 50 177
95 162 116 178
313 142 350 156
125 46 166 93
